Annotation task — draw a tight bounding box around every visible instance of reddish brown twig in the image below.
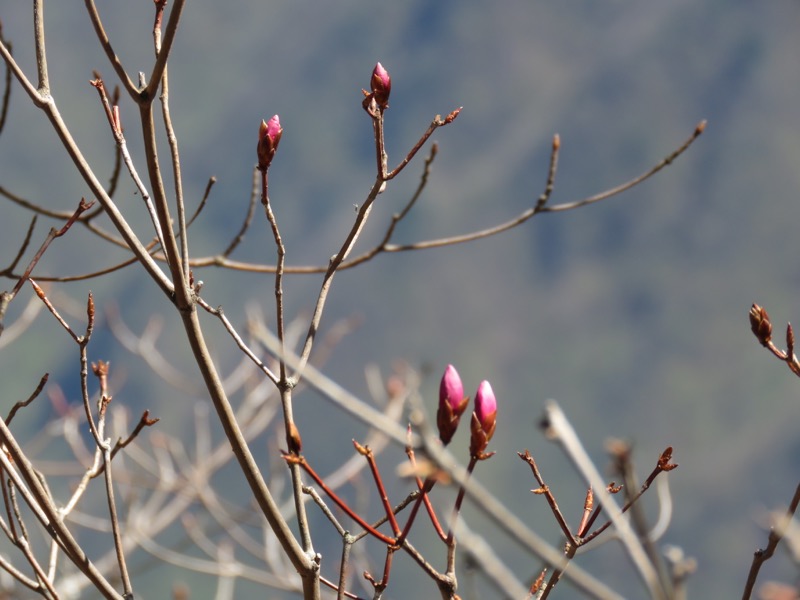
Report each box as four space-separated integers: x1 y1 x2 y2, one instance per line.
363 546 397 594
581 447 677 545
518 450 578 548
400 442 446 542
353 440 401 537
284 453 395 545
110 410 160 460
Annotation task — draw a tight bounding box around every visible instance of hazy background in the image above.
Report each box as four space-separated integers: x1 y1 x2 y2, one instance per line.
1 1 799 598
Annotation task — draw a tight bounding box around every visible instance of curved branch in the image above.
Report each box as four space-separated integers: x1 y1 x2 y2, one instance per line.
84 0 139 97
189 120 706 274
741 482 800 600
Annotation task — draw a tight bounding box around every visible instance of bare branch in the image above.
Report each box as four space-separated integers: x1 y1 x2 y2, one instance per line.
741 482 800 600
5 373 48 424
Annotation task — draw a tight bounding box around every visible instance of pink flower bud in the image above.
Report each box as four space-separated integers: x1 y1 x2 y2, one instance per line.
475 381 497 432
440 364 464 412
257 114 283 171
370 62 391 109
470 380 497 459
437 364 469 445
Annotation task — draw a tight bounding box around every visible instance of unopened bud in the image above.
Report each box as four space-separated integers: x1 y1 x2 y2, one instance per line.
749 303 772 346
436 364 469 445
287 421 302 455
257 114 283 171
370 62 391 110
469 380 497 459
443 107 462 124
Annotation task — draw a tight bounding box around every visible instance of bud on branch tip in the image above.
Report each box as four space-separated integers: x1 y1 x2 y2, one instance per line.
257 114 283 171
749 303 772 346
475 380 497 437
437 364 469 445
371 62 391 109
470 380 497 459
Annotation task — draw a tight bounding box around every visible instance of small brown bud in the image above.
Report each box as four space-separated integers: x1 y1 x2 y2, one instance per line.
530 569 547 595
30 279 46 300
443 107 462 124
695 120 707 135
287 422 302 455
658 446 678 471
749 303 773 346
87 292 95 323
353 440 370 456
91 359 109 378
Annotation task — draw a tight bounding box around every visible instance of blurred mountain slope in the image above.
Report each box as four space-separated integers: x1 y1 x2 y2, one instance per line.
1 1 799 598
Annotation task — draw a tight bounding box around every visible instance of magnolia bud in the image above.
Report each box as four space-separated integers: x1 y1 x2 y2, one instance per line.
370 62 391 109
437 364 469 445
257 114 283 171
470 380 497 459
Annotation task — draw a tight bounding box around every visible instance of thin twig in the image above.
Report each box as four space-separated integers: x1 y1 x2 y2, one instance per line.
84 0 138 97
153 2 190 282
90 76 168 258
0 215 36 279
0 21 12 136
5 373 48 424
0 33 174 293
741 481 800 600
353 441 401 537
541 401 667 600
187 121 700 275
518 450 579 547
452 519 528 600
749 305 800 377
187 176 218 229
10 199 93 304
285 455 395 545
196 299 279 385
385 108 461 180
0 422 122 598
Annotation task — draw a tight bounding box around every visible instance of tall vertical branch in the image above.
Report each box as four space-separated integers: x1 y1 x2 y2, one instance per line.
153 0 190 280
32 0 48 95
87 2 318 593
139 102 189 301
258 148 315 554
